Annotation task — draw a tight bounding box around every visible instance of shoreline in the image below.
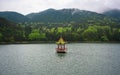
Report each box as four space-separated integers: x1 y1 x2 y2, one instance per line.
0 41 120 44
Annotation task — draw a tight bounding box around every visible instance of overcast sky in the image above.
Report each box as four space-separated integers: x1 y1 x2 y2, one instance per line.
0 0 120 15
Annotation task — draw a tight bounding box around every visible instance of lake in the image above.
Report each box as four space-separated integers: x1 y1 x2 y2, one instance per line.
0 43 120 75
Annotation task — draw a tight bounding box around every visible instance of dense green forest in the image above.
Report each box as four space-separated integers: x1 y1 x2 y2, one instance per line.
18 22 120 42
0 18 120 42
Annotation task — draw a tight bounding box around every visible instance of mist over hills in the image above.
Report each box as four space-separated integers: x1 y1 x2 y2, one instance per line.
103 9 120 19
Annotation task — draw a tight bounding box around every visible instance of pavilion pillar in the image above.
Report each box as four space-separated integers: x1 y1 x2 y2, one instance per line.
63 44 65 49
58 44 60 49
60 44 62 49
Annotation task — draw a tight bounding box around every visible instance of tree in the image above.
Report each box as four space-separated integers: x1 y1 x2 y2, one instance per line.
0 33 2 41
101 35 109 41
94 26 111 41
29 29 46 41
82 26 98 41
25 25 32 39
112 28 120 41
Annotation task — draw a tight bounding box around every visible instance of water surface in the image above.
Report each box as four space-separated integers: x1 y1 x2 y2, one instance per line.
0 43 120 75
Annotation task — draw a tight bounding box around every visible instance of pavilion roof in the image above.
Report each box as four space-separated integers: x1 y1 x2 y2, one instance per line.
56 37 66 44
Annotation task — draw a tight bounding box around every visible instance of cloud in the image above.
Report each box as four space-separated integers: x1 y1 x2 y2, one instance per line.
0 0 120 15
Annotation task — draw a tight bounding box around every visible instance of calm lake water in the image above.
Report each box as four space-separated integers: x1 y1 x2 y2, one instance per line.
0 43 120 75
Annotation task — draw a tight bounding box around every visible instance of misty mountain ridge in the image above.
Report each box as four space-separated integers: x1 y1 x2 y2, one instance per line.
0 11 30 23
27 8 98 18
26 8 85 18
103 9 120 19
0 8 120 23
26 8 106 23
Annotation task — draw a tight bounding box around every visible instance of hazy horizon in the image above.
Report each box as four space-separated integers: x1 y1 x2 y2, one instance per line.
0 0 120 15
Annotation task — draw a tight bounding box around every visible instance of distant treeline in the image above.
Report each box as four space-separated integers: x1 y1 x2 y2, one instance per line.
0 21 120 42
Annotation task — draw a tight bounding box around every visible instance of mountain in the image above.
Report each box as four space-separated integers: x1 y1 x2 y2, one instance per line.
0 11 30 23
26 8 56 19
26 8 115 23
0 17 14 25
0 8 119 23
0 17 21 41
103 9 120 19
26 13 37 19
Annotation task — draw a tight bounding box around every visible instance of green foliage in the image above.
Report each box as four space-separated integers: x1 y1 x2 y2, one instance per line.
0 33 2 41
1 16 120 42
29 29 46 41
82 26 98 41
101 35 109 41
0 17 25 42
25 25 32 39
57 27 65 33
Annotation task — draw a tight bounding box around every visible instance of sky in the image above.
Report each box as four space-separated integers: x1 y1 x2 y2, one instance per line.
0 0 120 15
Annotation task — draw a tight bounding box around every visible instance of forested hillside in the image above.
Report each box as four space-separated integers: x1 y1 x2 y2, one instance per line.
0 12 30 23
0 17 24 42
0 8 120 42
103 9 120 20
26 9 118 23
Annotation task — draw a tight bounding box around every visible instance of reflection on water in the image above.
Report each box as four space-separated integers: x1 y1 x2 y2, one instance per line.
55 53 66 58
